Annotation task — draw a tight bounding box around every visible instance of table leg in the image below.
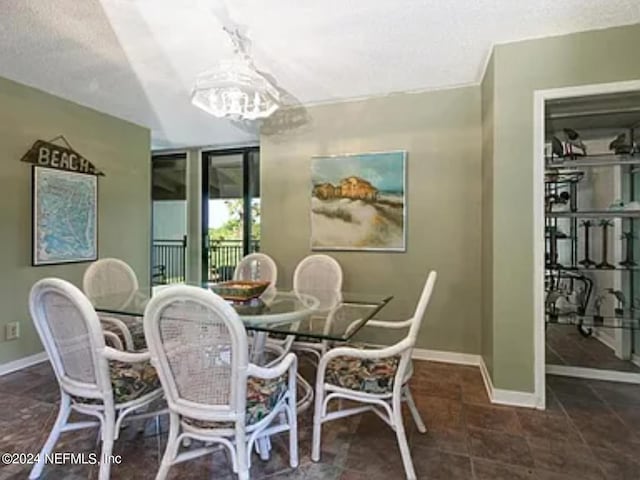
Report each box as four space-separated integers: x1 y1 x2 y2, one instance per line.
251 332 267 364
296 373 314 413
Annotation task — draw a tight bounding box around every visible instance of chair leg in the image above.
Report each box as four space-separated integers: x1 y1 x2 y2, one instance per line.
156 413 180 480
392 405 417 480
29 393 70 479
236 427 249 480
404 386 427 433
311 385 324 462
286 402 298 468
256 437 271 460
98 410 116 480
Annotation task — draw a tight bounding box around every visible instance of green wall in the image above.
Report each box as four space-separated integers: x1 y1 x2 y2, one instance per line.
3 22 633 391
488 24 640 392
481 52 495 377
261 23 640 394
0 75 150 366
261 86 483 353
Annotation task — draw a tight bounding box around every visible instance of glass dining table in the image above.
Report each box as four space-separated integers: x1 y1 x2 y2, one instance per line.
91 284 393 345
93 284 392 407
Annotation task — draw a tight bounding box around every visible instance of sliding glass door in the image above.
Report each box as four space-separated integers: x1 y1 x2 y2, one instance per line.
201 147 260 282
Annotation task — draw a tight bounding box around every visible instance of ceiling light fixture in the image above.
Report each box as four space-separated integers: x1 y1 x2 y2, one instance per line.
191 4 281 121
191 59 280 120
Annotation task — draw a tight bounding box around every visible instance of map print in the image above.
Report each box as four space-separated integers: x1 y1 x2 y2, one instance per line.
33 167 97 265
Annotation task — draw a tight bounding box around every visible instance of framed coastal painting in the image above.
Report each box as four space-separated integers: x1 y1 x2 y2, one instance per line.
32 166 98 265
310 150 406 251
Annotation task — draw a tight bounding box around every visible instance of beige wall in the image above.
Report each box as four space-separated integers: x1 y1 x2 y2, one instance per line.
481 52 495 377
261 87 482 353
0 75 150 366
488 24 640 391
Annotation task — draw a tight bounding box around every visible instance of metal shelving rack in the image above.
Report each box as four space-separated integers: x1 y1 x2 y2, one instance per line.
546 314 640 330
545 128 638 337
547 154 640 169
548 210 640 218
627 134 637 338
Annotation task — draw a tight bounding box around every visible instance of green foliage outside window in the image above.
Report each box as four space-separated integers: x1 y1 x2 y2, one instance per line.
209 199 260 244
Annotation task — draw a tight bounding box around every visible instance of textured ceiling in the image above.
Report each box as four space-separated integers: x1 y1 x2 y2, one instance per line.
0 0 639 148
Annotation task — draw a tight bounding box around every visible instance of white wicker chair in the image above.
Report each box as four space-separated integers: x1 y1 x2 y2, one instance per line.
143 285 298 480
291 254 343 359
28 278 164 480
233 253 278 304
234 253 297 361
311 271 437 480
83 258 144 351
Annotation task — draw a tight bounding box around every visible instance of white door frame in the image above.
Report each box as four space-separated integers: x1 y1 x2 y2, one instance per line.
533 80 640 407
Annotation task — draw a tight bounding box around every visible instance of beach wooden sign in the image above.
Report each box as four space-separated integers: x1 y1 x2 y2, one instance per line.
21 137 104 176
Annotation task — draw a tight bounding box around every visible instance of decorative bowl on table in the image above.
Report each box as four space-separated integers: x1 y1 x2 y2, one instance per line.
209 280 270 302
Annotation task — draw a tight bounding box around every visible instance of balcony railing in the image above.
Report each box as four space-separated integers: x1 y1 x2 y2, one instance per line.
152 237 260 284
152 237 187 284
208 239 260 282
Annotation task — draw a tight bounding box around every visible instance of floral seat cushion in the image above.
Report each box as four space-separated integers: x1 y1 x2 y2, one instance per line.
72 360 160 405
246 376 288 424
184 375 288 429
127 322 147 350
325 355 400 394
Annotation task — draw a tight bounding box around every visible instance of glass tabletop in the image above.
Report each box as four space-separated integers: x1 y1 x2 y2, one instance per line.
91 284 393 342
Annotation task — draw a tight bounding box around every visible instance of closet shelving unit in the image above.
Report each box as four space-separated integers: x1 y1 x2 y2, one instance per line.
545 130 640 335
548 210 640 218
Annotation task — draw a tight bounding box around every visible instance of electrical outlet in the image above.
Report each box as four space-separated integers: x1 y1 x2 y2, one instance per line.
5 322 19 341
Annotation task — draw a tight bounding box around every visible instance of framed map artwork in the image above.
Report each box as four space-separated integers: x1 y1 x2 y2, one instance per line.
32 166 98 265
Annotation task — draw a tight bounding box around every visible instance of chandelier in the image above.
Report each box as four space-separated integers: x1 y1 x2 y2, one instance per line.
191 58 281 120
191 4 281 121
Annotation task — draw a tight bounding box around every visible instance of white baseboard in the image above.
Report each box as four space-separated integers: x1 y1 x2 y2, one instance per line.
411 348 481 366
547 364 640 384
479 358 541 409
0 347 541 409
0 351 48 377
411 348 541 409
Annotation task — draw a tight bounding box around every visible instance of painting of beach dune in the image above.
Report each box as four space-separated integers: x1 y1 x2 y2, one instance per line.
311 151 406 251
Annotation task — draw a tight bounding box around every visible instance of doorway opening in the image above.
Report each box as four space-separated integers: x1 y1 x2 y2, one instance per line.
535 81 640 397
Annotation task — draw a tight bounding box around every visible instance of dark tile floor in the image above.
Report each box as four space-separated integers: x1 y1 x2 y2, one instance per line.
546 324 640 372
1 359 640 479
